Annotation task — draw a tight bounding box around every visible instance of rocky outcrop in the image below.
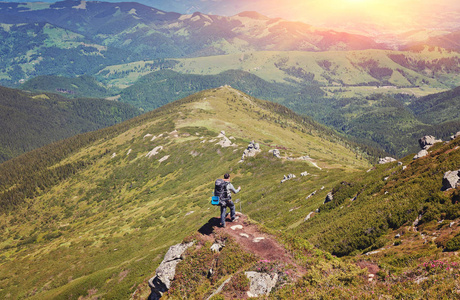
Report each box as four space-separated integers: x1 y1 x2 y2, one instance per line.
216 131 236 148
280 174 296 183
146 146 163 158
306 190 316 200
304 212 314 221
378 157 396 164
210 240 225 253
442 170 460 191
451 131 460 140
419 135 442 149
245 271 278 297
148 242 194 300
413 149 428 160
414 135 442 160
324 192 334 204
269 149 281 158
240 141 261 162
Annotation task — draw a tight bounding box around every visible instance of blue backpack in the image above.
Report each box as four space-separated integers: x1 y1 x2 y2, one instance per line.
212 179 228 205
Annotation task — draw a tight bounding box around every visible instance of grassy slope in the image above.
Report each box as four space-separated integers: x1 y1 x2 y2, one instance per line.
0 87 368 299
103 68 459 157
0 86 140 163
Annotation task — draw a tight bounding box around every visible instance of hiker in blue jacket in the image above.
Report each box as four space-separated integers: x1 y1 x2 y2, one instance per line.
215 173 241 228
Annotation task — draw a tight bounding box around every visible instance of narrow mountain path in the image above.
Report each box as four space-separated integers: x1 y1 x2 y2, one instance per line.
199 212 306 278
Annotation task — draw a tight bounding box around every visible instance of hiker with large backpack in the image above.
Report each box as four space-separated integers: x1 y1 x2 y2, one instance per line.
214 173 241 228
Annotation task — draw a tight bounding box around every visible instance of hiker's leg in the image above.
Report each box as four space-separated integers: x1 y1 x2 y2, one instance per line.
228 200 235 220
220 205 226 227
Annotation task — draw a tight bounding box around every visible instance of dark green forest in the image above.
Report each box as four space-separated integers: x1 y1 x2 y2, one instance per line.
0 86 140 162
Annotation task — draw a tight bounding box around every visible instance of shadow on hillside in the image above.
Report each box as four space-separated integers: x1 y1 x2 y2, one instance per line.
198 217 221 235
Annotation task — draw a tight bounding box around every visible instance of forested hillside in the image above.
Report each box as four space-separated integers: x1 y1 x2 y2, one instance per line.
21 75 112 99
0 86 140 162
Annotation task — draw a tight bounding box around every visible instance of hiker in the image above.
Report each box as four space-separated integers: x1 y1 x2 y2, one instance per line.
214 173 241 227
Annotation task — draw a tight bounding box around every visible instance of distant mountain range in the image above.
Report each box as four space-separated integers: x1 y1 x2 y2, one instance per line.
0 0 407 85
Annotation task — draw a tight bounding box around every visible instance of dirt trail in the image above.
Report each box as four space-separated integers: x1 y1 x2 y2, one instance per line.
198 212 305 277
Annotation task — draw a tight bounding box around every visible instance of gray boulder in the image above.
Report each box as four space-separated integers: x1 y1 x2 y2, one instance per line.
378 157 396 164
442 170 460 191
148 242 194 299
451 131 460 140
324 192 333 204
269 149 281 158
304 212 314 221
240 141 261 161
413 149 428 160
419 135 442 149
245 271 278 297
280 174 296 183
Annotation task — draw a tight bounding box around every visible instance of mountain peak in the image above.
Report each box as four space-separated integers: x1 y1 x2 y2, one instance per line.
236 11 270 20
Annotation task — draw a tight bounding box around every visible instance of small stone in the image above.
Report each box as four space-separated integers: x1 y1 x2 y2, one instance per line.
230 225 243 230
240 233 249 238
378 157 396 164
253 237 265 243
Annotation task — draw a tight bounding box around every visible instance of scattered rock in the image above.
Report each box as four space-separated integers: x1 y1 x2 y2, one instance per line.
306 190 317 199
304 212 314 221
210 240 225 253
190 150 201 157
378 157 397 164
126 149 132 156
296 155 312 161
240 141 261 162
230 225 243 230
144 133 153 139
402 166 407 170
111 152 116 159
253 237 265 243
309 161 322 170
450 222 455 228
280 174 296 183
148 242 194 299
395 233 401 238
419 135 442 149
205 277 232 300
215 131 235 148
185 211 194 216
451 131 460 140
324 192 333 204
158 155 170 163
413 149 428 160
240 233 249 238
245 272 278 297
442 170 460 191
146 146 163 158
384 176 389 181
350 196 357 202
413 214 422 228
269 149 281 158
300 171 309 176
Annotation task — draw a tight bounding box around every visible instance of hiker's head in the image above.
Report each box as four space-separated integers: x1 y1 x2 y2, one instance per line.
224 173 230 180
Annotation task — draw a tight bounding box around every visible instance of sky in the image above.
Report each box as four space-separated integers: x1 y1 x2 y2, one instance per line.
6 0 460 33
